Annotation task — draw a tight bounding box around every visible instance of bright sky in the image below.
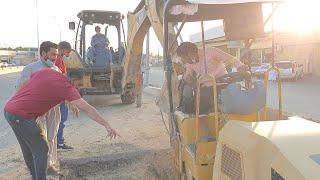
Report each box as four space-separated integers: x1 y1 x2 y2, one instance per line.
0 0 145 49
0 0 320 53
264 0 320 34
0 0 164 54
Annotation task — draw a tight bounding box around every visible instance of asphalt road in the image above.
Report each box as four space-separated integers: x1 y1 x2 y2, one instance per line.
0 72 19 149
148 66 320 121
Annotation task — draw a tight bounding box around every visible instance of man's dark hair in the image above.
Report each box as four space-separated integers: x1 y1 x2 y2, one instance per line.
67 69 84 80
176 42 198 57
58 41 71 50
95 26 101 31
40 41 58 55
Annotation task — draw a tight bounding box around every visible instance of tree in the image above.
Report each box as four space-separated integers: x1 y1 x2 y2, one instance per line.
0 47 13 50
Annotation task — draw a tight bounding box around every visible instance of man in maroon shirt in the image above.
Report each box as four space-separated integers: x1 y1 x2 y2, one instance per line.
4 68 119 180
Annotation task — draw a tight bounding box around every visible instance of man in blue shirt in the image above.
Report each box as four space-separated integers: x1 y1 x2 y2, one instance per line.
91 26 109 49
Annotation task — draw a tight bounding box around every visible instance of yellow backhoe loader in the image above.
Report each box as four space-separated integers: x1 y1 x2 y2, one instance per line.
67 1 320 179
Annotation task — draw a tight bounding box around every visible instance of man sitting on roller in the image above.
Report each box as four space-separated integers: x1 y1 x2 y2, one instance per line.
176 42 248 114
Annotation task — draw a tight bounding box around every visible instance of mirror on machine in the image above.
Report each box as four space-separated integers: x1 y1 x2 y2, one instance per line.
69 22 76 30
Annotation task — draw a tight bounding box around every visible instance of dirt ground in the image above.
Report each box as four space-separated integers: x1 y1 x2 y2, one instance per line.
0 89 175 180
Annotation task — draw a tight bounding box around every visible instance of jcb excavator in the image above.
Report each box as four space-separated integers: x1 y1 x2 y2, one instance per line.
67 10 133 103
66 0 177 104
68 0 320 179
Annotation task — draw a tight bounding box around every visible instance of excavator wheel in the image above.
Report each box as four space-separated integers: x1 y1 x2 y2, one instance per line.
121 90 136 104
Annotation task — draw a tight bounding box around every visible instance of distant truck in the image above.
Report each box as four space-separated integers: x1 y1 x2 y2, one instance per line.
275 61 304 81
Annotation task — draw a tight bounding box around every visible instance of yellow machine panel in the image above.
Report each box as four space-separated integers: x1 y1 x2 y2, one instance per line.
64 51 84 69
183 141 217 180
213 117 320 180
175 111 224 145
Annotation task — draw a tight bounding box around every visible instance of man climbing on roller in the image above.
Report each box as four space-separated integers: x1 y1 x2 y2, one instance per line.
176 42 248 114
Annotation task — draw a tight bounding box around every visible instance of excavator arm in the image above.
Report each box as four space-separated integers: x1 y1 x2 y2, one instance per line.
121 0 180 110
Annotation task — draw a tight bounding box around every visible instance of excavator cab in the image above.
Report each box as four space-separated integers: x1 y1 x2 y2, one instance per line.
69 10 126 96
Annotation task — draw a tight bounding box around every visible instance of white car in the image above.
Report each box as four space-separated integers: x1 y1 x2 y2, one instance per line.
275 61 303 81
253 63 271 78
250 63 262 73
0 62 9 68
7 63 16 67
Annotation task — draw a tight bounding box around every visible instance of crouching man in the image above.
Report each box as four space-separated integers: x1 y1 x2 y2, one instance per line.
4 68 119 180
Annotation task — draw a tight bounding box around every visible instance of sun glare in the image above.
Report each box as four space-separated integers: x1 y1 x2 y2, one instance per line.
272 0 320 34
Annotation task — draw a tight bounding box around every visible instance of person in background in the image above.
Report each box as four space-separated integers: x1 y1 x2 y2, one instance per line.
54 41 71 75
91 26 109 49
88 26 112 65
110 46 115 56
54 41 78 150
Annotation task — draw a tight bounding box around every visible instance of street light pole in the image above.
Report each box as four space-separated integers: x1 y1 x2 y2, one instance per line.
59 24 62 42
145 31 150 87
52 16 62 42
35 0 40 53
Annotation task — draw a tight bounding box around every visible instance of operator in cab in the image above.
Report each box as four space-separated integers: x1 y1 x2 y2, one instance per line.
91 26 110 49
87 26 113 66
176 42 248 114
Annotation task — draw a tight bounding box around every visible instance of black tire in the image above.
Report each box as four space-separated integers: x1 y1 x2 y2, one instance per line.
300 72 304 79
180 173 187 180
292 74 298 82
121 90 136 104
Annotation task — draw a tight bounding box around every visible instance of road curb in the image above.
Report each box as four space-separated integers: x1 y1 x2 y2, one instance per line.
0 66 24 75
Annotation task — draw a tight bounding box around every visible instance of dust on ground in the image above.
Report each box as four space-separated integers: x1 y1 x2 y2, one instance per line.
0 89 175 180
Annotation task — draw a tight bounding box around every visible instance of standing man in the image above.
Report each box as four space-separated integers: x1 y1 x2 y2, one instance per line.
54 41 75 149
4 68 119 180
54 41 71 75
16 41 62 172
16 41 59 90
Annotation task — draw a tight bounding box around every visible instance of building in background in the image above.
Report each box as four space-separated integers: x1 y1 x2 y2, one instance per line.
250 33 320 75
142 54 163 67
189 26 241 60
190 26 320 75
12 48 38 65
0 50 16 63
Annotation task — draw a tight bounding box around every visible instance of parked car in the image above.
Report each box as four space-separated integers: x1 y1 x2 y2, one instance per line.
0 62 9 68
253 63 271 78
250 63 262 73
7 63 16 67
275 61 303 81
